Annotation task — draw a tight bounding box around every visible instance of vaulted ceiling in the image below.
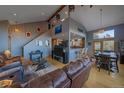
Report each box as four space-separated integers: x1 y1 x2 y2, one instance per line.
0 5 60 24
70 5 124 31
0 5 124 31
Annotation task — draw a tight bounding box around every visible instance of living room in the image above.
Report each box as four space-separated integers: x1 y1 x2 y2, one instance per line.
0 5 124 89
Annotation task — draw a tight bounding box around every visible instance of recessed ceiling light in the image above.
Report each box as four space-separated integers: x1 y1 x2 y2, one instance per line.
65 11 68 15
13 13 17 16
15 28 19 32
41 12 45 15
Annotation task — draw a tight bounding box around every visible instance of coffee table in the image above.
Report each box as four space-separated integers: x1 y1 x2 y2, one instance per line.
35 59 48 71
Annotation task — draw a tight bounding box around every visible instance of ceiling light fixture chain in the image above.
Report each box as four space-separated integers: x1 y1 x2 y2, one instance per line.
14 21 19 32
100 8 103 27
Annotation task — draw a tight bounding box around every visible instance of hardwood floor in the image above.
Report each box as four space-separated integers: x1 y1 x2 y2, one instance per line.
83 63 124 88
47 57 124 88
47 56 66 69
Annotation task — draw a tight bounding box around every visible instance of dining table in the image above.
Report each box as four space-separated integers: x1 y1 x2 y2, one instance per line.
94 52 119 72
94 52 117 59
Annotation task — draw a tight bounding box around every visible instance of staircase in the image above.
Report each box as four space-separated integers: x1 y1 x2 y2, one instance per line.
22 31 52 60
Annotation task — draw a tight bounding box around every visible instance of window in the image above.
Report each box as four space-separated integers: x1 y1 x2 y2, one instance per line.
93 29 114 39
94 41 101 51
93 40 115 53
103 40 114 51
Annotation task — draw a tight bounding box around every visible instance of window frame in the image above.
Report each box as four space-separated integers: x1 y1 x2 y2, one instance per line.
93 29 115 40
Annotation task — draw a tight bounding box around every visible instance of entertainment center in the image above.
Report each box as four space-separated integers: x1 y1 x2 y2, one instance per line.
52 41 68 64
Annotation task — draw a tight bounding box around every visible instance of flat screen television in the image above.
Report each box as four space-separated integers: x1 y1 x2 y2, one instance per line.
55 25 62 34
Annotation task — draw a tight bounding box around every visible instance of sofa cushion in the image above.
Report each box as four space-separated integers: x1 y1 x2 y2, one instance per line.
56 78 71 88
48 69 69 88
25 74 53 88
63 61 83 77
0 55 5 67
77 58 90 67
27 79 53 88
25 69 70 88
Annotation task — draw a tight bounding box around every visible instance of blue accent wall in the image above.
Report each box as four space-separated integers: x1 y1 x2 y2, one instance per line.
0 20 9 53
23 31 51 59
51 18 87 62
9 21 48 56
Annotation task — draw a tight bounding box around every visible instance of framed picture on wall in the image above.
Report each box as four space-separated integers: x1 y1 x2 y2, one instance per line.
26 32 31 38
38 41 43 46
37 27 41 32
45 40 49 47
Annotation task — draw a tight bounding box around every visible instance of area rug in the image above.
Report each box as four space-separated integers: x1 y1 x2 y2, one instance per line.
33 62 57 77
24 62 57 82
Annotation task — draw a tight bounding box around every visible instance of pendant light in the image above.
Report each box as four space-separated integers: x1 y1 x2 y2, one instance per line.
99 8 104 33
100 9 103 27
14 21 19 32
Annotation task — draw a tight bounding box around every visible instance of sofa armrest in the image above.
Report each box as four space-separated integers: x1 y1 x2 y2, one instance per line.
0 62 22 73
0 66 21 78
4 56 22 64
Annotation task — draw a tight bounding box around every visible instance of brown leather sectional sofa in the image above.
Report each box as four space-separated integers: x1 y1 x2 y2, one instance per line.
25 69 71 88
63 59 92 88
11 58 92 88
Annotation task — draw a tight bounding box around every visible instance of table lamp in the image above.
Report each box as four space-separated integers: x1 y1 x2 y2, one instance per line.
4 50 11 59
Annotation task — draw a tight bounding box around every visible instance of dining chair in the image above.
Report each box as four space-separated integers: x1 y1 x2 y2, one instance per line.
97 54 111 75
94 55 99 64
110 53 119 73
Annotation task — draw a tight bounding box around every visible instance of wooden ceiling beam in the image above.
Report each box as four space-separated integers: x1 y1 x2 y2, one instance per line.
47 5 66 22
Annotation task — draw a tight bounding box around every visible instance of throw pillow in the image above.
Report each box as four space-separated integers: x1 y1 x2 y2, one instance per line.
3 50 11 59
0 55 5 66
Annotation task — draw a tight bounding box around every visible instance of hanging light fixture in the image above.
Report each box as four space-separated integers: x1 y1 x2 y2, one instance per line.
98 8 104 33
14 21 19 32
100 9 103 27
